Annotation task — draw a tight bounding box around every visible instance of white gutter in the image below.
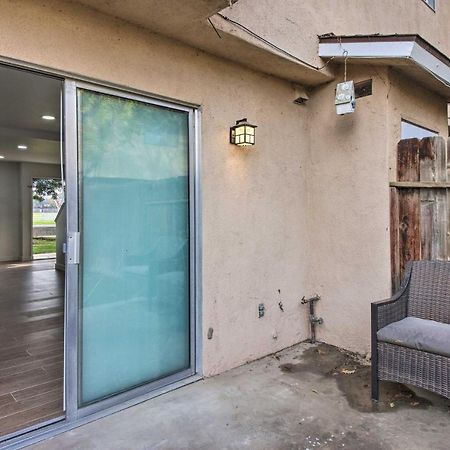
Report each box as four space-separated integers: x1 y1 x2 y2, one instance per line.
319 40 450 88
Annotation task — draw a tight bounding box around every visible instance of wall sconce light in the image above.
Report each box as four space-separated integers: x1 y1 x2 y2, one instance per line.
230 118 257 146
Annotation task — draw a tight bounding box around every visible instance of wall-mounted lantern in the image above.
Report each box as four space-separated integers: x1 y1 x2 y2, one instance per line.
230 118 257 147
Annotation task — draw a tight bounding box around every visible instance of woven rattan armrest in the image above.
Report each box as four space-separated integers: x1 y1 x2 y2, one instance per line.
371 264 412 332
371 264 412 401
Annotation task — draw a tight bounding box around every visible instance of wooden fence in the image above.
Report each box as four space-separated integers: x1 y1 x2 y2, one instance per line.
390 136 450 292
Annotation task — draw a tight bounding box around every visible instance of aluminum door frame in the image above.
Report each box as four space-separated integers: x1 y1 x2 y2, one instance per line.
64 79 202 420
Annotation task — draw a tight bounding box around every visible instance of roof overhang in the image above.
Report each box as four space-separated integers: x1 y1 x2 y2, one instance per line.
207 14 333 86
319 35 450 101
72 1 333 87
75 0 237 36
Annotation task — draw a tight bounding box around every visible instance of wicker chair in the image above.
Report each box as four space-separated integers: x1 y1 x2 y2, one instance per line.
371 260 450 401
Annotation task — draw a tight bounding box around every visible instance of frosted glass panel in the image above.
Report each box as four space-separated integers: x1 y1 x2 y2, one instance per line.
79 90 190 405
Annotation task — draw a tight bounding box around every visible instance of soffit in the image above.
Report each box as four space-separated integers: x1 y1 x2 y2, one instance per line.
75 0 236 36
74 1 333 86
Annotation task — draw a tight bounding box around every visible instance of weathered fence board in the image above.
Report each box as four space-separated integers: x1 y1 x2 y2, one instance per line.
398 188 421 284
419 137 446 182
390 187 400 291
420 198 433 260
398 139 420 182
419 137 447 261
390 136 449 292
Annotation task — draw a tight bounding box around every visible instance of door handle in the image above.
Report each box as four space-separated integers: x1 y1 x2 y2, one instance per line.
67 231 80 264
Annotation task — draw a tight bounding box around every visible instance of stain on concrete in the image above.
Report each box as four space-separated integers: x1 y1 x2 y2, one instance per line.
280 343 437 413
296 423 391 450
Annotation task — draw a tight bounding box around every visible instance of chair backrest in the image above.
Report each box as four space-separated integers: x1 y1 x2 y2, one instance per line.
408 260 450 324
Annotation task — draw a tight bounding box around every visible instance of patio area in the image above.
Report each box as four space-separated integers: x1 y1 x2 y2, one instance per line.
33 342 449 450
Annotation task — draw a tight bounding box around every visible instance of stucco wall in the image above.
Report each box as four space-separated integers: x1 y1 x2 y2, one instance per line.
0 0 311 376
225 0 450 69
0 0 448 372
387 68 449 181
306 65 448 354
306 66 391 353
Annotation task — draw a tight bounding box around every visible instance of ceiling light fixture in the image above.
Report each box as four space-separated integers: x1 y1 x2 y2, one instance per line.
17 145 28 150
42 115 56 120
0 156 5 159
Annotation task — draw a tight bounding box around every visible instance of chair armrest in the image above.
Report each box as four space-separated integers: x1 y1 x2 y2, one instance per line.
371 264 412 332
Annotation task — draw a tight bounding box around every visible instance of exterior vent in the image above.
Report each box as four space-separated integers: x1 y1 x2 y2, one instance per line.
355 79 373 99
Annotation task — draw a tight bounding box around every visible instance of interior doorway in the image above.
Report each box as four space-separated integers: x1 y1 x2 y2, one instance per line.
0 64 65 438
32 177 64 261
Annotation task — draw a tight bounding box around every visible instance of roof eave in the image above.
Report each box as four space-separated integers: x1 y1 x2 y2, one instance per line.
319 35 450 101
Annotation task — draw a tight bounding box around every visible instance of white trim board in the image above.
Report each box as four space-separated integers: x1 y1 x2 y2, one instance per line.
319 41 450 89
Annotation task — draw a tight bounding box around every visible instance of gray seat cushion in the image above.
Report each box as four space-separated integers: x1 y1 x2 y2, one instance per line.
377 316 450 358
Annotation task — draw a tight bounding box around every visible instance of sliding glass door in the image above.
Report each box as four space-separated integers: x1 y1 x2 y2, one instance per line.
0 67 199 447
75 87 195 407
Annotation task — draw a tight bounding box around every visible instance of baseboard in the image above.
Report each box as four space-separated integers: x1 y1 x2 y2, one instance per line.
54 263 66 272
0 257 22 263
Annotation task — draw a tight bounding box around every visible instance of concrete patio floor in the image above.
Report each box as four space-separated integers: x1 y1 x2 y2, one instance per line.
32 342 450 450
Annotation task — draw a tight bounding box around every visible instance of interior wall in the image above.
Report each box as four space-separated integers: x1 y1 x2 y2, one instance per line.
0 161 60 262
55 203 66 271
0 162 21 262
0 0 311 376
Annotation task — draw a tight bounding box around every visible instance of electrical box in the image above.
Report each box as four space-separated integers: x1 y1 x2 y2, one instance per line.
335 81 355 115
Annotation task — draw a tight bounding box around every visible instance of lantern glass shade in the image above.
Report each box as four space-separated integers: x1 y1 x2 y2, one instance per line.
230 118 257 146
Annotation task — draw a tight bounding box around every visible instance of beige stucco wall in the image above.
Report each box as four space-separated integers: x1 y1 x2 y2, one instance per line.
0 0 311 376
225 0 450 69
0 0 448 373
306 66 392 353
306 65 448 354
387 68 449 181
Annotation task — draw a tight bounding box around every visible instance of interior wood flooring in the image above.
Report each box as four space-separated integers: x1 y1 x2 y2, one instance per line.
0 259 64 438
